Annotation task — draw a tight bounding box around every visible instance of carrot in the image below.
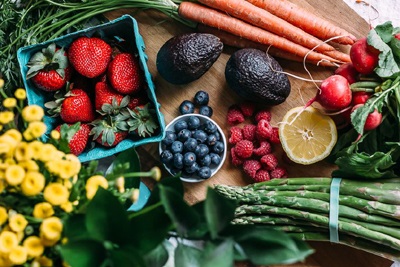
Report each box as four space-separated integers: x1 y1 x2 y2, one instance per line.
196 0 350 63
178 2 339 64
247 0 357 45
197 24 336 67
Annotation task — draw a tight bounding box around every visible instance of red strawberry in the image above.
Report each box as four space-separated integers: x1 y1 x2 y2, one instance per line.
94 131 128 147
90 117 128 147
68 37 112 78
127 95 148 110
107 53 143 94
60 89 95 123
94 81 124 111
27 43 71 92
55 123 91 155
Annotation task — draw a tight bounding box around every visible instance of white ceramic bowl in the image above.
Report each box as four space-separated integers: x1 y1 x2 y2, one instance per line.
159 114 227 183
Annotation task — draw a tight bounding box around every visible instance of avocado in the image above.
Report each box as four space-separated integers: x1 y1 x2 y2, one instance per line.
225 48 291 105
156 33 223 85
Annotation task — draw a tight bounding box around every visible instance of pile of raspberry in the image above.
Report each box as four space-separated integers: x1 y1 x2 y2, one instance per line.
227 102 287 182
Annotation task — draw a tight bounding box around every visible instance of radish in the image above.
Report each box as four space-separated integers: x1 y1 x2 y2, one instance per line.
351 104 382 131
350 37 379 75
334 62 359 84
306 75 352 111
351 91 372 105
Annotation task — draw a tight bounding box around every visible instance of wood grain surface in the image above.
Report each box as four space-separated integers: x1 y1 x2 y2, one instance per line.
106 1 394 266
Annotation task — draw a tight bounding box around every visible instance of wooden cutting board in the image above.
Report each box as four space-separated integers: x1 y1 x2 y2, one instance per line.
106 1 393 266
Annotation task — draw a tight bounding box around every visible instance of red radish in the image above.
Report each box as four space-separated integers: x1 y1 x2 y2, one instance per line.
350 37 379 75
305 75 352 111
351 104 382 131
334 63 359 84
351 91 372 106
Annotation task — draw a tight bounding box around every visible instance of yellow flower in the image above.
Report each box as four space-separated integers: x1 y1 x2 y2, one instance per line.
58 159 80 179
60 202 73 213
131 188 140 203
40 217 63 241
0 231 18 253
14 88 26 100
23 121 47 140
38 144 58 162
0 179 5 192
4 129 22 143
18 160 39 172
0 206 8 225
23 236 44 257
2 98 17 109
8 214 28 232
85 175 108 200
21 105 44 122
0 143 11 155
8 245 28 265
0 254 12 267
0 135 18 158
5 165 25 186
115 176 125 193
0 111 14 124
14 142 34 162
35 255 53 266
43 183 69 206
50 130 60 140
0 79 4 88
33 203 54 219
29 140 44 160
21 171 45 196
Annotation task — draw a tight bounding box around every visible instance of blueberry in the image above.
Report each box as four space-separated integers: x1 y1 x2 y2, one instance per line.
179 100 195 115
199 105 213 117
194 90 209 106
195 144 209 158
177 129 191 142
171 141 183 154
193 130 208 143
212 141 224 154
169 167 181 176
203 120 217 134
199 154 211 167
209 153 221 165
183 152 197 166
197 166 212 179
214 131 221 141
174 120 188 133
187 116 201 130
173 153 184 169
162 131 176 147
185 162 199 174
183 138 198 152
160 150 173 165
206 134 217 146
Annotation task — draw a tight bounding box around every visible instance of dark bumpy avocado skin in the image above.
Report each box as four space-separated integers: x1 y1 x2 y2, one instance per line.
225 48 291 105
157 33 223 85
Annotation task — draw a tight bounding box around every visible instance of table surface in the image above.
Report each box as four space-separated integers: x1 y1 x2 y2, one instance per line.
106 1 397 266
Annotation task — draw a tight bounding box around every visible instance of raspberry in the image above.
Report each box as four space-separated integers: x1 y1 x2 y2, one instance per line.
228 126 243 145
270 127 280 144
260 154 278 170
256 119 273 140
243 160 262 178
227 105 245 125
255 110 272 122
231 147 244 166
253 169 271 182
239 102 255 117
253 141 272 157
242 124 257 141
234 140 253 159
270 167 288 179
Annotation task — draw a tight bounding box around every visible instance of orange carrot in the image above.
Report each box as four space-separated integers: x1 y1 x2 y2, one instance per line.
197 24 336 67
178 2 339 64
196 0 350 63
247 0 357 45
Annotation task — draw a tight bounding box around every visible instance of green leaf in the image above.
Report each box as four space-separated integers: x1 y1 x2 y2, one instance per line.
86 188 132 244
159 185 201 237
108 244 146 267
145 176 183 207
374 21 395 43
174 243 202 267
60 239 106 267
200 239 234 267
63 214 90 241
107 148 141 189
204 188 237 239
144 241 170 267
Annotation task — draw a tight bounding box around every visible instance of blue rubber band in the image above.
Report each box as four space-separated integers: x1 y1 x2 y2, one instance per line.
329 178 342 243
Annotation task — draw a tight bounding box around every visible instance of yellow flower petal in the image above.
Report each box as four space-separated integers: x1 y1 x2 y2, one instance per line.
33 202 54 219
0 231 18 253
85 175 108 200
23 236 44 257
21 105 44 122
14 88 26 100
0 206 8 225
8 245 28 265
43 183 69 206
8 214 28 232
0 111 14 125
21 171 45 196
40 217 63 241
5 165 25 186
2 98 16 109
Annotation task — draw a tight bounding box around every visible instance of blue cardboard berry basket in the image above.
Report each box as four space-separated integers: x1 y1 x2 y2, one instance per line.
17 15 165 162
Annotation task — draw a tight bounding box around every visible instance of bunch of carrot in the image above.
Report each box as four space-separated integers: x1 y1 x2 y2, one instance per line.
176 0 356 66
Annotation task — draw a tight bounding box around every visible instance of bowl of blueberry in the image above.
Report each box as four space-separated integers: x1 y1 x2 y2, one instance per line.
159 114 226 182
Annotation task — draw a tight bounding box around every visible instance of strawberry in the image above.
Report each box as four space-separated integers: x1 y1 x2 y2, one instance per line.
107 53 143 94
68 37 112 78
90 117 128 147
55 123 91 156
26 43 71 92
60 89 95 123
123 103 159 138
94 81 124 111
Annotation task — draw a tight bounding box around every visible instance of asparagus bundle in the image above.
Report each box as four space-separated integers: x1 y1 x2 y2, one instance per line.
214 178 400 260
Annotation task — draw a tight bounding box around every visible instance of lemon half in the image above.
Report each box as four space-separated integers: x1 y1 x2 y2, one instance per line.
279 106 337 165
